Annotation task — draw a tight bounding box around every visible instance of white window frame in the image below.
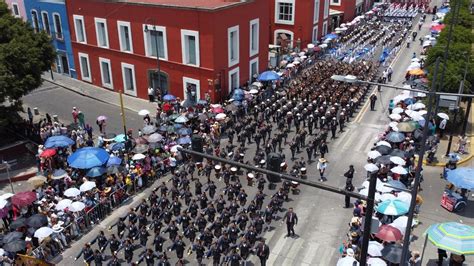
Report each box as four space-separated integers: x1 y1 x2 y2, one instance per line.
121 63 137 97
275 0 295 25
182 77 201 101
117 21 133 53
11 3 20 18
94 18 109 48
41 11 51 35
324 0 330 19
227 25 239 68
52 13 63 40
228 67 240 93
312 26 319 43
314 0 320 23
180 29 200 67
143 24 168 60
78 52 91 82
249 57 259 82
99 57 113 89
249 19 259 57
31 10 39 32
273 29 294 47
73 15 87 43
331 0 341 6
322 21 328 36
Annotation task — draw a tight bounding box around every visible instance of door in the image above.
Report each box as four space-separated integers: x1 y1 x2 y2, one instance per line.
148 70 168 99
60 55 70 75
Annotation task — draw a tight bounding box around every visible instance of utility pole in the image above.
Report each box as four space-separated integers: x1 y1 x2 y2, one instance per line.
118 90 128 150
400 58 440 265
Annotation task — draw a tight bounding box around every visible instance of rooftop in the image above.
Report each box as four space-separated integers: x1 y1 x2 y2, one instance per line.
112 0 249 10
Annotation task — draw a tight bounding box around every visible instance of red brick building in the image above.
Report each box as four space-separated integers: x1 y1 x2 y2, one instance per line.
66 0 269 102
270 0 330 50
330 0 377 26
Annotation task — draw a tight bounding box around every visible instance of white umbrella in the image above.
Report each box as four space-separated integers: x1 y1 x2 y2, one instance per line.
390 216 408 233
410 102 426 110
368 150 382 159
367 257 387 266
64 188 81 198
437 112 449 120
34 227 54 238
0 199 7 209
80 181 96 192
397 191 412 204
55 199 72 210
364 163 379 172
138 109 150 116
409 62 421 68
418 110 428 115
216 113 227 120
368 241 384 257
376 141 391 148
391 166 408 175
0 248 4 256
300 55 307 59
70 201 86 212
286 63 295 68
307 43 315 49
390 156 406 165
392 107 404 114
337 256 359 266
411 58 420 62
380 193 397 202
293 61 300 65
132 153 146 161
0 193 14 200
252 82 263 88
148 133 163 143
378 182 394 193
389 113 401 120
389 121 399 128
170 145 182 153
249 89 259 94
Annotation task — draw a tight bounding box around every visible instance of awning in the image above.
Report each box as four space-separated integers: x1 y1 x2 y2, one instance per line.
330 9 344 16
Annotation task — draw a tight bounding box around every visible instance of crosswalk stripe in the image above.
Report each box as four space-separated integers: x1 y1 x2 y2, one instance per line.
317 246 337 265
267 235 289 265
302 241 320 264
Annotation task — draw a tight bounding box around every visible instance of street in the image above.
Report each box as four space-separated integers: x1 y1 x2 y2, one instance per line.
20 5 474 266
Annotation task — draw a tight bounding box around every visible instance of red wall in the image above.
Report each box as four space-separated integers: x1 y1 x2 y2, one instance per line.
67 0 269 102
331 0 357 23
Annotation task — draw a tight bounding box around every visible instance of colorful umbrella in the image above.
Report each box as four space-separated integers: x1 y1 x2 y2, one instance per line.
178 128 192 136
86 166 107 177
40 148 56 158
258 71 280 81
211 107 225 114
67 147 110 169
408 69 424 76
113 134 127 143
397 121 418 132
375 225 403 242
376 199 409 216
106 156 122 167
12 191 36 207
44 135 75 149
446 168 474 190
425 222 474 255
163 94 176 101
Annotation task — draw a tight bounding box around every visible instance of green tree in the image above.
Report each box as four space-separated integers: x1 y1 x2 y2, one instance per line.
0 2 55 111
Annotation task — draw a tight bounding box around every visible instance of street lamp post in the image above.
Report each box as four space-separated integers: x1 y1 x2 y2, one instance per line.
144 20 161 101
118 90 129 150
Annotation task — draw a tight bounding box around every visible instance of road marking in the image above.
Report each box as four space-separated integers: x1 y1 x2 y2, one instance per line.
302 241 320 264
317 245 337 265
267 235 290 265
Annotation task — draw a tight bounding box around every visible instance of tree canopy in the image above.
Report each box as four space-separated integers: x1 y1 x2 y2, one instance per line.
0 2 55 106
426 0 473 94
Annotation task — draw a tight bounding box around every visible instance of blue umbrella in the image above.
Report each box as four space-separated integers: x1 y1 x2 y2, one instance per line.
163 94 176 101
404 98 416 105
387 180 407 191
232 89 245 101
44 136 75 149
437 7 450 14
233 101 242 106
425 222 474 255
323 33 338 40
110 142 125 151
446 167 474 190
106 156 122 167
178 128 192 136
386 132 405 143
67 147 110 169
376 199 409 216
158 125 167 132
113 134 126 143
177 136 192 145
258 71 280 81
86 167 107 177
174 123 184 129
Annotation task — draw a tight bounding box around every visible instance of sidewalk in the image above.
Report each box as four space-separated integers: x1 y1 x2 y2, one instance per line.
424 102 474 167
42 74 157 113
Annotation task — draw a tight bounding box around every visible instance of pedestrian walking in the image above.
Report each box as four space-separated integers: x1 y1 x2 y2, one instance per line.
344 180 354 208
255 240 270 266
370 93 377 111
317 158 328 182
78 111 85 128
72 107 78 124
148 87 155 102
282 207 298 237
344 165 355 183
439 118 447 138
319 140 328 158
387 67 393 82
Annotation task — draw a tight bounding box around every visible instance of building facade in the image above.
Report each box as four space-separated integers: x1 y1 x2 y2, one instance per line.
66 0 269 102
4 0 26 20
330 0 376 24
23 0 76 78
270 0 330 50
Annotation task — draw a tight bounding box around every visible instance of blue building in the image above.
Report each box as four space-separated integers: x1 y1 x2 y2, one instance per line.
24 0 76 78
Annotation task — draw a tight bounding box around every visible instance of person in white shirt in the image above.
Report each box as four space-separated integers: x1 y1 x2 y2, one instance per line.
317 158 328 182
439 118 447 138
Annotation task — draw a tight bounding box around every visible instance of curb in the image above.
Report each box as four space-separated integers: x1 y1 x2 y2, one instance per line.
42 78 141 113
0 170 37 184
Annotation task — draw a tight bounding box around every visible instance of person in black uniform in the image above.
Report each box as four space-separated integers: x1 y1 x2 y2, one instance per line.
153 233 166 253
93 249 106 266
255 239 270 266
116 238 136 264
283 207 298 237
75 243 94 264
108 217 126 239
107 253 120 266
370 94 377 111
107 234 121 255
319 141 328 159
168 235 186 264
206 242 222 266
344 180 355 208
136 248 160 266
225 247 242 266
138 226 150 247
191 239 206 265
90 230 108 252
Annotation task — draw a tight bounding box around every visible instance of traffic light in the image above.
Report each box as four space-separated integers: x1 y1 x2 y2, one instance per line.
191 134 204 162
266 152 282 183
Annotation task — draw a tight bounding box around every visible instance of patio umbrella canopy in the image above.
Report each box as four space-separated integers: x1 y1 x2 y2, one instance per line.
376 199 409 216
44 135 75 148
426 222 474 255
67 147 110 169
26 214 48 228
64 187 81 198
375 225 403 242
446 168 474 190
12 191 36 207
52 169 67 180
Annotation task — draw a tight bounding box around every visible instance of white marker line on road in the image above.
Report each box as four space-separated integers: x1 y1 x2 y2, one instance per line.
302 241 320 264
